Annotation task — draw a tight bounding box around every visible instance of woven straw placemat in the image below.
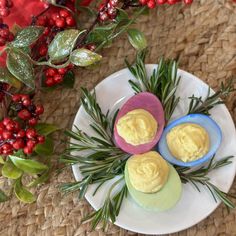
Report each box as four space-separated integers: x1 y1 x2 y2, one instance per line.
0 0 236 235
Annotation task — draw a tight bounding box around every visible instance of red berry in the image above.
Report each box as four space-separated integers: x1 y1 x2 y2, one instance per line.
66 16 76 27
57 68 67 75
53 74 63 84
156 0 166 4
2 117 11 126
13 139 25 150
18 109 31 120
37 135 45 144
16 130 25 138
98 3 105 11
14 122 20 132
23 146 33 155
2 149 13 155
99 11 109 21
0 37 6 46
183 0 193 4
26 139 37 149
46 68 57 77
43 27 50 36
107 7 117 18
28 117 38 126
139 0 148 5
45 77 55 87
0 28 9 39
36 16 47 26
167 0 177 4
26 128 37 139
21 94 30 101
51 12 60 21
86 44 96 51
0 0 7 8
39 44 48 57
59 9 70 18
22 99 31 106
55 18 66 28
35 105 44 115
110 0 118 7
147 0 156 8
12 94 21 102
8 32 14 41
2 130 12 140
5 121 15 131
0 7 10 17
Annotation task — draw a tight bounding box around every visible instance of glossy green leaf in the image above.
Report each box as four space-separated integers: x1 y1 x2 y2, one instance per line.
6 48 35 89
35 123 59 136
0 189 8 202
116 8 129 22
14 178 36 203
9 155 48 174
11 26 44 48
61 70 75 88
127 29 147 50
27 170 50 187
70 49 102 67
48 29 81 61
0 67 22 88
34 137 53 156
2 160 23 179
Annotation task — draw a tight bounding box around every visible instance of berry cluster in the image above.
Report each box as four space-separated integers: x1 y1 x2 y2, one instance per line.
11 94 44 126
44 66 72 87
0 82 9 102
0 0 13 17
0 117 45 155
99 0 119 22
0 21 14 46
139 0 193 8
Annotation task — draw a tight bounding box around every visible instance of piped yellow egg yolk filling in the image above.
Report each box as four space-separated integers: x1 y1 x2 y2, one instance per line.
127 151 170 193
166 123 210 162
116 109 158 146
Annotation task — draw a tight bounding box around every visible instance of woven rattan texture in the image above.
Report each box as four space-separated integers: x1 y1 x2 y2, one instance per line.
1 0 236 235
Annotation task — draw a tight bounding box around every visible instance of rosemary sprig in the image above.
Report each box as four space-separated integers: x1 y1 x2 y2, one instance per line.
126 50 180 121
82 177 127 231
187 79 235 115
176 155 236 208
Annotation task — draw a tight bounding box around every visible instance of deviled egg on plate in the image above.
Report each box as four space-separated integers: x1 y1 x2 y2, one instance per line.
158 114 222 167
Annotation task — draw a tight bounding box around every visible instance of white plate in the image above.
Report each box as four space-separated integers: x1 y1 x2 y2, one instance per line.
72 65 236 235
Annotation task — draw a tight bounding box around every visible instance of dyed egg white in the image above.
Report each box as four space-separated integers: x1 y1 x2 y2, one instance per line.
157 114 222 167
114 92 165 154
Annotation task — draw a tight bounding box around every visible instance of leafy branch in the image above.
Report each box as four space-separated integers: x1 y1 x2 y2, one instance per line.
82 177 127 231
187 79 235 115
126 49 180 121
176 155 236 208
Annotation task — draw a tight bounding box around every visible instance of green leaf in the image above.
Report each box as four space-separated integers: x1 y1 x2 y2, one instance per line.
0 67 22 88
127 29 147 51
115 8 129 22
0 156 4 164
35 123 59 136
61 70 75 88
14 178 36 203
34 137 54 156
11 26 44 48
2 160 23 179
0 189 8 202
27 170 50 187
70 49 102 67
48 29 81 61
9 155 48 174
6 48 35 89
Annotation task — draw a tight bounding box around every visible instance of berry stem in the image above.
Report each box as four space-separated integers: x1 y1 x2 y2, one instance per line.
31 5 51 25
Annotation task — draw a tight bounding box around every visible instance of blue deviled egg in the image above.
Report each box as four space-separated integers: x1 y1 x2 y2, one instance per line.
158 114 222 167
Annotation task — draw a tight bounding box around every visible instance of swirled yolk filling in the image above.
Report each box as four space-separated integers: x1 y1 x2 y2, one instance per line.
116 109 158 146
127 151 170 193
166 123 210 162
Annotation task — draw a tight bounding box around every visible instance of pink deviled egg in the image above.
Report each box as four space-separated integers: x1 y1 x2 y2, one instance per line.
114 92 165 154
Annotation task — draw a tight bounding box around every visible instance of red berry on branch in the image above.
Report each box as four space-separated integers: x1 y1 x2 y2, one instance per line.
5 121 15 131
55 18 66 28
43 27 50 36
0 0 7 8
2 117 11 126
13 139 25 150
36 16 48 26
23 146 33 155
59 9 70 18
26 128 37 139
45 77 55 87
0 37 6 46
58 68 67 75
16 130 25 138
35 105 44 115
147 0 156 8
37 135 45 144
28 117 38 126
0 7 9 17
156 0 166 4
12 94 21 102
139 0 148 5
21 94 30 101
66 16 76 27
99 11 109 21
22 98 31 106
110 0 119 7
46 68 57 77
167 0 177 4
0 28 9 39
18 109 31 120
26 139 37 149
86 44 96 51
51 12 60 21
183 0 193 4
2 130 12 140
54 74 63 84
39 44 48 57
